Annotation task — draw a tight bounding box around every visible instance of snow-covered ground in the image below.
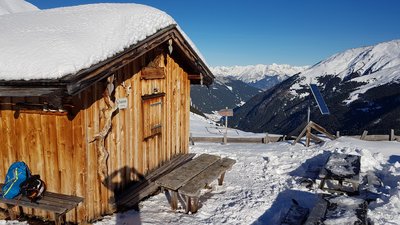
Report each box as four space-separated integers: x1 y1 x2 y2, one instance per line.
93 113 400 225
2 114 400 224
190 113 266 138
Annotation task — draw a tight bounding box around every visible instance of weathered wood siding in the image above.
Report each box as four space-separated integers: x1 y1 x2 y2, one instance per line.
0 50 190 223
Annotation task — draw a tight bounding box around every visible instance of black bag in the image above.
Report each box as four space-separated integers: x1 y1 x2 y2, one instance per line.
20 175 46 203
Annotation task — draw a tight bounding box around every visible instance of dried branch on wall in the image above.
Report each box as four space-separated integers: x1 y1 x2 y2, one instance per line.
91 75 118 184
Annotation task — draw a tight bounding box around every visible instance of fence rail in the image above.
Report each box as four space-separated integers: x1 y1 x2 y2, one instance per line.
190 134 287 144
190 129 400 145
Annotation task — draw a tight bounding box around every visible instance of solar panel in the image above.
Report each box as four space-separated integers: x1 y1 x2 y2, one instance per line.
309 84 330 115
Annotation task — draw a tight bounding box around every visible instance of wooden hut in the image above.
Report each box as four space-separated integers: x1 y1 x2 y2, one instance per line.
0 4 213 223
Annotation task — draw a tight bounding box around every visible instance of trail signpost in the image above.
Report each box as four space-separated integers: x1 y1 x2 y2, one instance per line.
218 107 233 144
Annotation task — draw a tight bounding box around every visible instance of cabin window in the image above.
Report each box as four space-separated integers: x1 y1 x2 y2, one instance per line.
142 93 165 139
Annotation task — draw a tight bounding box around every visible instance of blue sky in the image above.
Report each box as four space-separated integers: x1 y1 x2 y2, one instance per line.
27 0 400 67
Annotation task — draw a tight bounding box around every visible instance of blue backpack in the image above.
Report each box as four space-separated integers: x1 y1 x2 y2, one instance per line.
1 162 31 199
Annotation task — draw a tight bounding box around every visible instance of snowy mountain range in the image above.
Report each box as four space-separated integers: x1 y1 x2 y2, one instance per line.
292 39 400 104
231 39 400 135
191 77 261 113
0 0 38 15
211 64 309 83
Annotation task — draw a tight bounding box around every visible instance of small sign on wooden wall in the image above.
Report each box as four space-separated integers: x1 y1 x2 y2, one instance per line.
117 98 128 109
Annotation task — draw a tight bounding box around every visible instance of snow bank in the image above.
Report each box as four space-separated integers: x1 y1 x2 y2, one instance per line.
0 3 176 80
0 0 38 15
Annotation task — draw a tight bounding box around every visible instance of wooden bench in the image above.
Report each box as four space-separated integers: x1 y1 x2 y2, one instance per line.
319 153 361 194
304 194 368 225
178 158 236 213
0 184 83 225
156 154 236 213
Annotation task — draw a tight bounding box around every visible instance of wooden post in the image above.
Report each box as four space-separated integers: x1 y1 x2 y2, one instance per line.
190 132 194 145
336 131 340 138
390 129 395 141
223 107 228 145
306 126 311 147
264 133 269 144
361 130 368 140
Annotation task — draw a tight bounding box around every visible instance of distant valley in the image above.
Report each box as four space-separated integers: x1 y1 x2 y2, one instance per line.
190 64 308 113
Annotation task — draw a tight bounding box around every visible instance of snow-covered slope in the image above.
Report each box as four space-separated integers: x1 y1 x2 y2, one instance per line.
211 63 309 83
231 39 400 135
293 39 400 103
0 0 38 15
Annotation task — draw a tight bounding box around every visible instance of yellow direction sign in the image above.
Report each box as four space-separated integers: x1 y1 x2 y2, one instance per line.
218 108 233 117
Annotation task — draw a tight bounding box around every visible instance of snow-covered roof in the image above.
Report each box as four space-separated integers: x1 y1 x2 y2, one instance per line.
0 0 39 15
0 3 209 82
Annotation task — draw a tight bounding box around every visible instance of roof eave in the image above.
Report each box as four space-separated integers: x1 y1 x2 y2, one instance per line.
0 25 214 97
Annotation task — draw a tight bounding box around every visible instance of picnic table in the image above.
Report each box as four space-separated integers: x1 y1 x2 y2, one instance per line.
156 153 236 213
304 194 368 225
319 153 361 194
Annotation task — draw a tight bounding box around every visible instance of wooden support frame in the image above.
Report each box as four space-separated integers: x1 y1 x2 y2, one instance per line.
292 121 336 147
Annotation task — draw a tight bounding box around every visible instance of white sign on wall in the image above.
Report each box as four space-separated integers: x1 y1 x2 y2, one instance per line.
117 98 128 109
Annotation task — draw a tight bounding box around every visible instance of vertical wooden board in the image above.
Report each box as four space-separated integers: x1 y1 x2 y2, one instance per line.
184 75 190 153
72 108 86 220
165 56 171 160
115 69 123 192
92 85 102 220
84 87 95 221
128 61 137 180
0 110 4 179
137 59 144 176
32 113 45 177
172 63 178 156
47 115 60 192
123 63 131 184
3 111 15 168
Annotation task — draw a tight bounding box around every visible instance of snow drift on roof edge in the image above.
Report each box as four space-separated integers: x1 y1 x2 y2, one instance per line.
0 0 39 15
0 3 178 81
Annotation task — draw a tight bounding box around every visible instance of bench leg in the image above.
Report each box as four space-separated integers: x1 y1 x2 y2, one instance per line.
190 197 199 213
218 172 226 185
319 179 326 190
171 191 178 210
185 196 191 214
55 213 66 225
6 204 16 220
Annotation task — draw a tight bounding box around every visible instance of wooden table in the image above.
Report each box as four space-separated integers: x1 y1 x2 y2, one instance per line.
319 153 361 194
156 154 220 210
304 194 367 225
156 153 235 213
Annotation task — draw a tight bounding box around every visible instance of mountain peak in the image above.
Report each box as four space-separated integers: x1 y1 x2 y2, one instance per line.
0 0 39 15
301 39 400 81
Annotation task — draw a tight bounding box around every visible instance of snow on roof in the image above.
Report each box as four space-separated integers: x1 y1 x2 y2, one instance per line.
0 0 39 15
0 3 178 81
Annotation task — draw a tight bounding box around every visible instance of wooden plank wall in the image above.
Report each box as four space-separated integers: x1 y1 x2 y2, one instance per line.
0 50 191 223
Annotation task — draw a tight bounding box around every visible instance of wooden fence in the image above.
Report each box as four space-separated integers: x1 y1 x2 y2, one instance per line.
190 129 399 145
189 133 287 145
